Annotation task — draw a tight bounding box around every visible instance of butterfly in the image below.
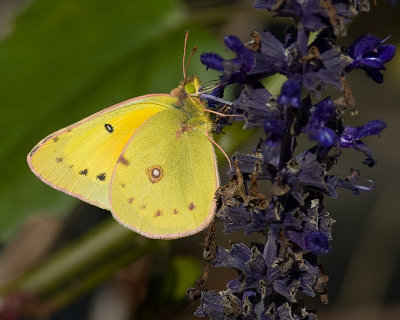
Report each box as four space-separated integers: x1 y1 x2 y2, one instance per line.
27 34 220 239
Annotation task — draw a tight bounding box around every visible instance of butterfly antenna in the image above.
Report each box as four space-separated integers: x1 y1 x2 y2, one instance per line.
183 30 189 82
183 30 199 82
185 46 198 77
207 132 232 169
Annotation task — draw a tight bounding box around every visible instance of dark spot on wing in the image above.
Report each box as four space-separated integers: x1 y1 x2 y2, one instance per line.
128 197 134 204
118 155 130 166
155 210 162 217
79 169 88 176
53 137 59 143
189 202 196 210
56 157 63 163
141 204 147 210
96 173 106 181
120 183 126 188
173 209 178 215
104 123 113 133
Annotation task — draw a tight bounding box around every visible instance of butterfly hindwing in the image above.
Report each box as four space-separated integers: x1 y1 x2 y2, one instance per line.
28 95 177 209
110 108 218 239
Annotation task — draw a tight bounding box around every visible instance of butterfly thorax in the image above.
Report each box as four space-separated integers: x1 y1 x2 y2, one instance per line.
170 75 210 130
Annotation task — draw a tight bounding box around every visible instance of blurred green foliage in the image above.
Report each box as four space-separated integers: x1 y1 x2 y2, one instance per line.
163 255 201 303
0 0 222 238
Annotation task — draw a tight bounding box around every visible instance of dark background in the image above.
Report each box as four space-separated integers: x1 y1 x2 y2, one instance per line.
0 0 399 319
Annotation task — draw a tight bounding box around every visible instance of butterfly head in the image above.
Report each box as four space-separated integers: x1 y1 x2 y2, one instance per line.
170 75 202 102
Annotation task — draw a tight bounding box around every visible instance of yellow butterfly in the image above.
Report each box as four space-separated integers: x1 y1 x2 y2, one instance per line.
27 37 220 239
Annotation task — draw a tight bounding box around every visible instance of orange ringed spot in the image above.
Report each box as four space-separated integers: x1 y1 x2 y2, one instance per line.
146 165 163 183
188 202 196 210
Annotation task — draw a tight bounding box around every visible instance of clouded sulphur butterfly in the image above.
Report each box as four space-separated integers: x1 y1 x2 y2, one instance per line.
27 36 219 239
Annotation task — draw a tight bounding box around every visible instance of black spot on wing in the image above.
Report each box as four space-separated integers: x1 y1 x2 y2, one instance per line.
53 137 59 143
56 157 63 163
96 173 106 181
79 169 88 176
104 123 114 133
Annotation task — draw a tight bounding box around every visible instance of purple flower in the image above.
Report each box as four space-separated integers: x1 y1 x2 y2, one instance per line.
263 119 286 141
200 36 255 108
254 0 363 35
200 52 224 71
232 84 281 129
304 231 331 254
346 35 396 83
200 35 254 87
304 98 337 147
249 28 349 96
339 120 387 166
278 79 302 107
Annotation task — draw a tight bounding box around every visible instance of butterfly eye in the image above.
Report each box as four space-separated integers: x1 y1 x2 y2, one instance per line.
185 82 196 94
146 165 163 183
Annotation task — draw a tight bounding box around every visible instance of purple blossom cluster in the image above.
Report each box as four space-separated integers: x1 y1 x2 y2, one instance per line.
191 0 395 319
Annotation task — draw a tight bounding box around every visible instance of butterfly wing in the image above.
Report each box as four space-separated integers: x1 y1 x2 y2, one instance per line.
27 94 177 209
110 108 219 239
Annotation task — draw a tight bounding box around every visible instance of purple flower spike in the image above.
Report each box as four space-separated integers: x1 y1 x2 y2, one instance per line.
305 231 331 255
346 35 396 83
194 1 392 317
200 53 224 71
278 79 302 107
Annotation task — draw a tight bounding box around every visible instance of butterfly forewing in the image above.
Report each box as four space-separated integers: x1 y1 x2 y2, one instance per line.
110 108 218 239
28 95 175 209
